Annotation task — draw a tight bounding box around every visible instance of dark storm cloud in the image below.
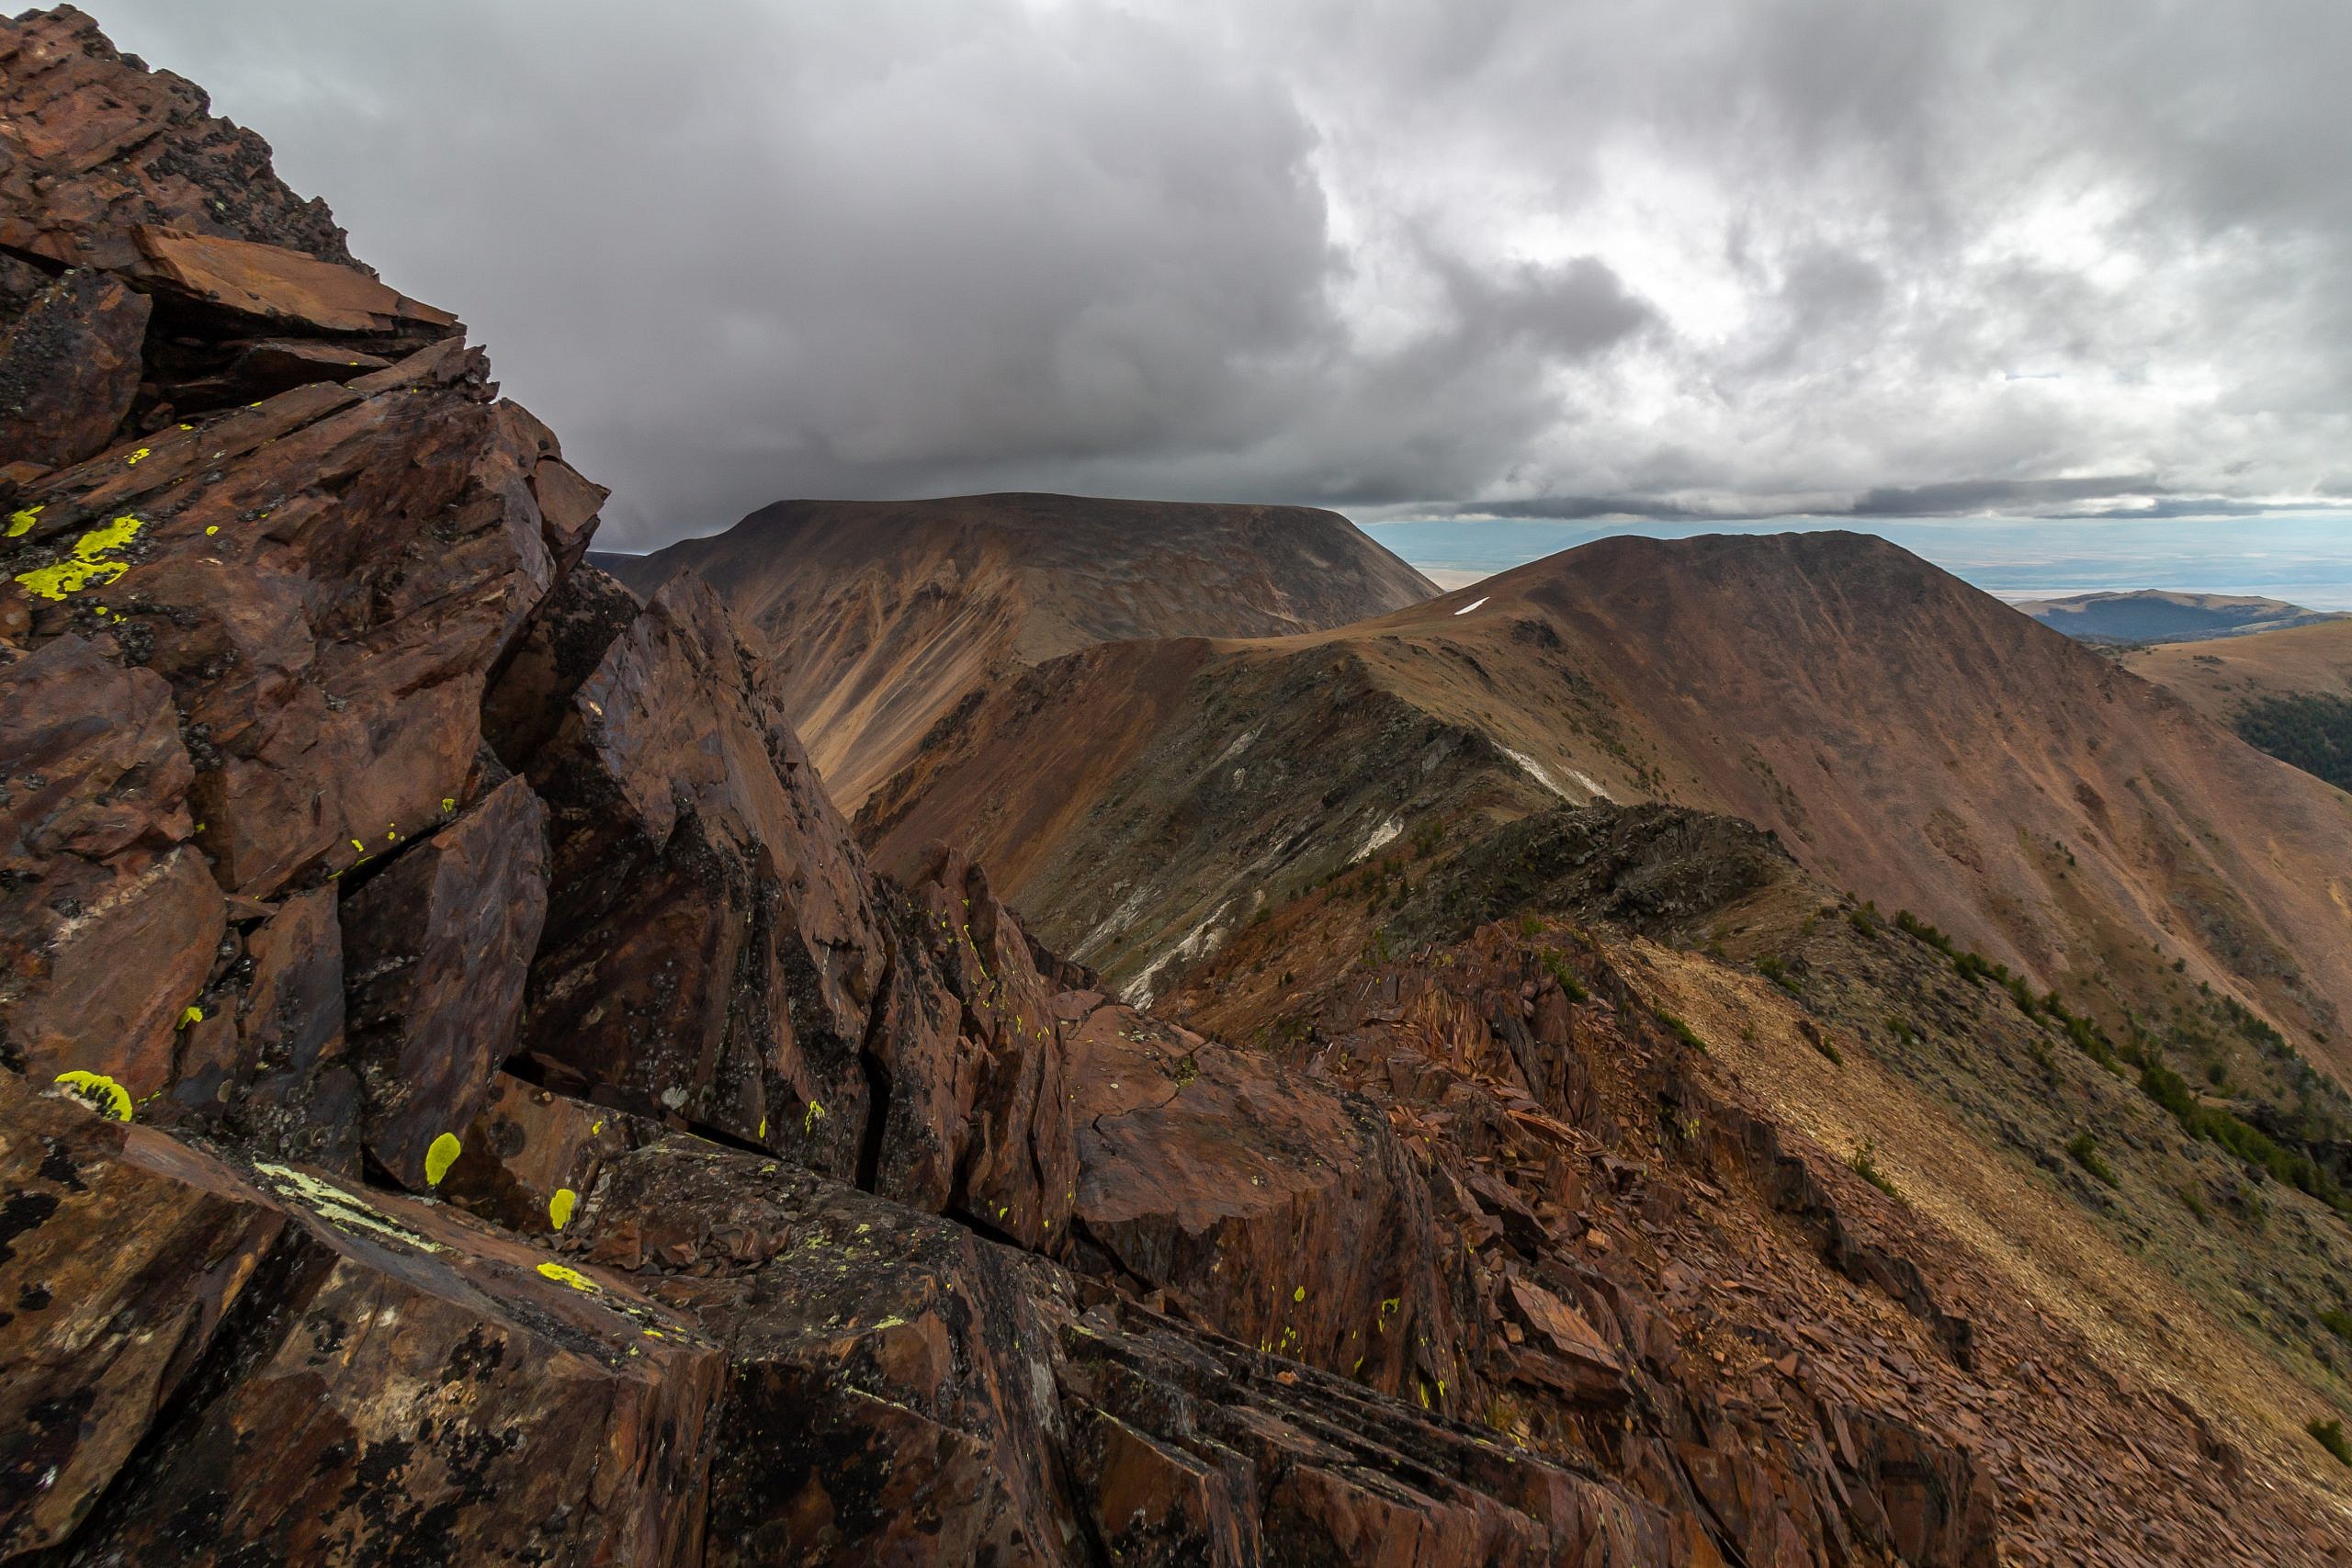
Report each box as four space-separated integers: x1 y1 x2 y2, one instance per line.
86 1 2352 544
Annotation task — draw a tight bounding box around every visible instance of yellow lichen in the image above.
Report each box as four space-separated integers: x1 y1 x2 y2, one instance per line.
549 1187 578 1230
204 525 219 536
53 1069 132 1122
179 1005 204 1028
1294 1285 1306 1303
7 504 41 536
14 515 143 602
125 446 151 466
804 1099 825 1135
537 1260 600 1292
424 1131 463 1187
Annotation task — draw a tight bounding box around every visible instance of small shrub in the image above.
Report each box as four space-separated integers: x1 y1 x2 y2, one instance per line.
2312 1419 2352 1468
1848 1140 1899 1200
1539 950 1589 1002
2320 1309 2352 1345
1653 1007 1707 1053
1811 1033 1844 1066
1884 1015 1919 1047
1847 908 1880 939
2065 1132 2119 1188
1757 955 1801 996
2177 1186 2210 1222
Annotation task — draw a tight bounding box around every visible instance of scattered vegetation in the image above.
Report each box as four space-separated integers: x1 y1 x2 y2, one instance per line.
1756 954 1802 995
1847 1140 1900 1200
2065 1132 2120 1188
1889 910 2352 1216
2311 1417 2352 1469
2235 693 2352 793
1653 1007 1707 1053
2319 1309 2352 1345
1538 948 1589 1002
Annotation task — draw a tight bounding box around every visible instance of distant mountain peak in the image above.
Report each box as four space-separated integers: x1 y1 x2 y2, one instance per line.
2014 588 2345 645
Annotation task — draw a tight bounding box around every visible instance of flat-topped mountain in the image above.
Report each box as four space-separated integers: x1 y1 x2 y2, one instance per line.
862 530 2352 1085
594 492 1434 806
2017 588 2346 645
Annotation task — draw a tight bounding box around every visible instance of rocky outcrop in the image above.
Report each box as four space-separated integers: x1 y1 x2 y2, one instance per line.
0 12 2341 1566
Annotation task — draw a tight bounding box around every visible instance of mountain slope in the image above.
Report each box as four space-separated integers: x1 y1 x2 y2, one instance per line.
2017 589 2346 645
860 531 2352 1088
2124 620 2352 794
594 492 1434 806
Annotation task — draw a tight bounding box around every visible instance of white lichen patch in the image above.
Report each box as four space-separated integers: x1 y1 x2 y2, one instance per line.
255 1162 445 1253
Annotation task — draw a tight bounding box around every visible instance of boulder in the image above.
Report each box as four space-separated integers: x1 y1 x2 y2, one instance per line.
0 633 221 1097
342 774 549 1191
0 8 357 271
130 223 458 339
3 338 559 897
1 1075 722 1564
518 575 892 1166
0 268 148 469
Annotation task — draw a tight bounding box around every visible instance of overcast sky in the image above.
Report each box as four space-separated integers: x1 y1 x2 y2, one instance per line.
89 0 2352 549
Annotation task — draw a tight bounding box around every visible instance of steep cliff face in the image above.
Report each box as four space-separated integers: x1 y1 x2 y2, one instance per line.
1 12 2346 1566
595 491 1436 807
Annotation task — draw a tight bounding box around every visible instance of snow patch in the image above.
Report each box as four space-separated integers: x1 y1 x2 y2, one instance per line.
1566 767 1613 802
1453 596 1488 616
1123 901 1235 1009
1501 745 1574 801
1351 815 1403 863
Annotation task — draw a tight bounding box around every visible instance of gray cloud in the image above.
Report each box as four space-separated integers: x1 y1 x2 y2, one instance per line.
85 0 2352 545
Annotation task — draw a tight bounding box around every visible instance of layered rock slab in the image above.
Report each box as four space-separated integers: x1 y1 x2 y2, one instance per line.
0 1076 720 1565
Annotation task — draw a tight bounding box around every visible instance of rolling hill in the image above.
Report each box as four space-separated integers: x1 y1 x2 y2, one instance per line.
858 531 2352 1089
2017 589 2345 645
593 492 1434 806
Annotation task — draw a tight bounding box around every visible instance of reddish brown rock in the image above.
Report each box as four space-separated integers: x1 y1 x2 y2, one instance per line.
579 1137 1082 1565
888 843 1078 1247
130 223 459 339
4 339 560 897
518 574 891 1164
438 1069 645 1235
54 1145 719 1566
342 774 548 1190
1060 992 1472 1409
0 1075 285 1555
0 8 357 271
0 633 221 1095
0 269 148 469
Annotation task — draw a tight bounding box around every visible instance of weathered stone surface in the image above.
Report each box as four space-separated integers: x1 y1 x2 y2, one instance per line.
342 773 548 1190
0 1075 285 1556
887 843 1078 1247
439 1068 646 1235
3 337 560 897
582 1138 1082 1566
1059 992 1471 1407
519 574 889 1165
481 558 644 773
169 336 394 410
0 269 148 469
130 223 459 338
0 633 221 1095
0 8 357 271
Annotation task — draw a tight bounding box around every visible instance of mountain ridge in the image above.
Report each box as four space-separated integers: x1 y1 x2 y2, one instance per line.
594 491 1434 806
